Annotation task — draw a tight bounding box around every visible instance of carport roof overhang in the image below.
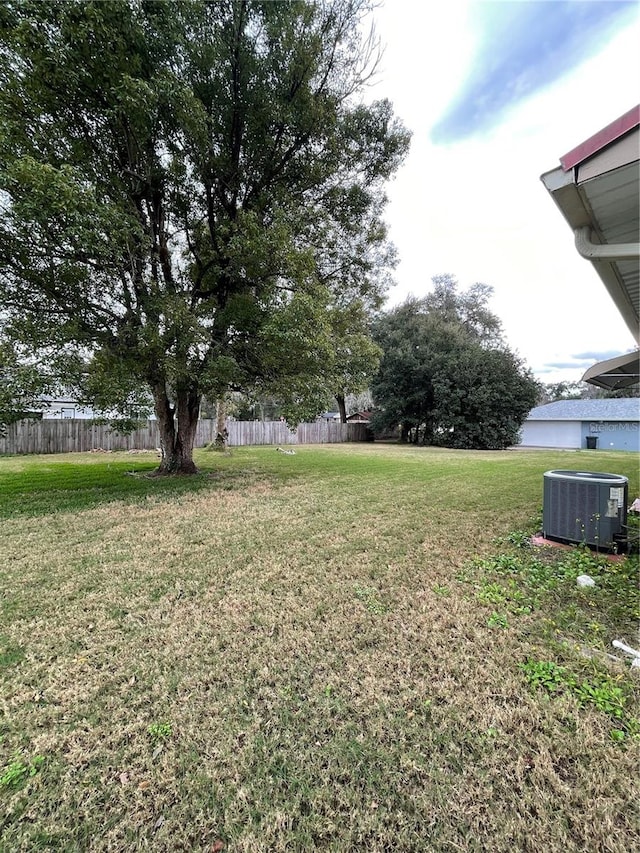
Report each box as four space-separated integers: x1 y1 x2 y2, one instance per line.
580 350 640 391
540 105 640 388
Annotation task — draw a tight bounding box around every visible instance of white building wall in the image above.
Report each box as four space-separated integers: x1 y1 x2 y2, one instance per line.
41 399 96 419
39 398 155 420
519 420 581 448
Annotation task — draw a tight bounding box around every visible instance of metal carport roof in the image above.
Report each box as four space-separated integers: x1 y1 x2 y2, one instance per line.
581 350 640 391
540 105 639 389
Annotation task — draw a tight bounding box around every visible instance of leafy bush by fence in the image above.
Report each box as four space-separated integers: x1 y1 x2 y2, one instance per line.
0 419 369 455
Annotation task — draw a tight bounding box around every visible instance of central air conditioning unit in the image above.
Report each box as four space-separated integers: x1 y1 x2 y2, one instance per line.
543 470 628 552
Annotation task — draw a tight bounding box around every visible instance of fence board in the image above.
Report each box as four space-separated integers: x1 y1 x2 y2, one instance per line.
0 419 369 455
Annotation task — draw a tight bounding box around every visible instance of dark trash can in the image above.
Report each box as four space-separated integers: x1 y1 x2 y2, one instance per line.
585 436 598 449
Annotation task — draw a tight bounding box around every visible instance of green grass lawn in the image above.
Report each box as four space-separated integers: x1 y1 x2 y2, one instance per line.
0 444 638 852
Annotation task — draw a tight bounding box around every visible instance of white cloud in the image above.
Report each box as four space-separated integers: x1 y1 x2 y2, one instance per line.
368 0 640 384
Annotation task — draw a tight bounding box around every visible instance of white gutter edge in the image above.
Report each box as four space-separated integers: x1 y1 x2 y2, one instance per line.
575 226 640 260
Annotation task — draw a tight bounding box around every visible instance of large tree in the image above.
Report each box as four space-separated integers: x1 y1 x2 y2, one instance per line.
0 0 409 472
371 276 539 449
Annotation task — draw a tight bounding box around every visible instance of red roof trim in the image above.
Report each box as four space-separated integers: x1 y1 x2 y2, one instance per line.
560 105 640 172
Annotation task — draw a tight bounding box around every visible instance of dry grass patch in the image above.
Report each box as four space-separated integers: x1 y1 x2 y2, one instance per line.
0 446 638 851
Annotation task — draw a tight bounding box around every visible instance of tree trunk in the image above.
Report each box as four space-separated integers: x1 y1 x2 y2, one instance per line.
153 384 200 475
215 397 228 450
336 393 347 424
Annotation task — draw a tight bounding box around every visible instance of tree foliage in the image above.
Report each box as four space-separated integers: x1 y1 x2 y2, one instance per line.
0 340 52 427
0 0 409 471
371 275 539 449
329 299 382 421
537 379 640 403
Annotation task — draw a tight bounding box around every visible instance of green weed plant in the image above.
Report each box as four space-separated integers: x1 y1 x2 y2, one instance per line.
0 754 44 790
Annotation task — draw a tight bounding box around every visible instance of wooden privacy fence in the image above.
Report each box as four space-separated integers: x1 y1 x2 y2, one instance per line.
0 418 370 455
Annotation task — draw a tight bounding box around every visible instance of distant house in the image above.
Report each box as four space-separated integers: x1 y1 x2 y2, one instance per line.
30 392 155 421
32 394 95 420
519 399 639 450
318 411 341 421
346 411 372 424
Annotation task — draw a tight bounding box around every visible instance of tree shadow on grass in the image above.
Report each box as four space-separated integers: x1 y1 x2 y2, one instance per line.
0 459 288 520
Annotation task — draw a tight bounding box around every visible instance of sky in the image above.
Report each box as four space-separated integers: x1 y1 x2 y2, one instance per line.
365 0 640 385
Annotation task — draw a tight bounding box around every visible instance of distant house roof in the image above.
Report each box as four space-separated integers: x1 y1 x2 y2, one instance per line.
527 399 639 421
346 410 372 422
